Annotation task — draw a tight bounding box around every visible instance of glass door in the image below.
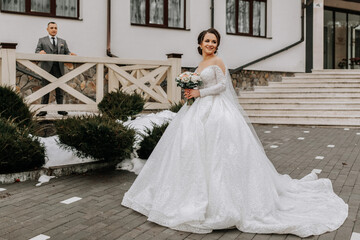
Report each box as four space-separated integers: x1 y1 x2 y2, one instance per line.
348 14 360 68
334 12 347 69
324 10 334 69
324 9 360 69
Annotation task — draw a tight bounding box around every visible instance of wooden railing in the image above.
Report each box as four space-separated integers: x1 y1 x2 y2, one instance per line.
0 43 182 113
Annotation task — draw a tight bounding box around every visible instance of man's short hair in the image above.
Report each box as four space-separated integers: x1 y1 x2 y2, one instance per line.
48 22 56 26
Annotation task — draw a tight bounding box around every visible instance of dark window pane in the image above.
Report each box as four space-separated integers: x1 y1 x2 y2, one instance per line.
168 0 184 28
253 1 265 36
149 0 164 25
131 0 146 24
334 12 347 69
226 0 236 33
1 0 25 12
324 10 334 69
31 0 50 13
56 0 78 17
238 0 249 34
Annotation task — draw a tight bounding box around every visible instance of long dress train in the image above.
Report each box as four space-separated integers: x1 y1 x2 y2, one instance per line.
121 65 348 237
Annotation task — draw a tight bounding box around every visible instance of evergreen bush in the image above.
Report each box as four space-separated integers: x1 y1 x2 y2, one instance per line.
0 86 33 127
169 101 184 113
55 115 136 162
98 90 145 121
137 122 169 159
0 118 45 174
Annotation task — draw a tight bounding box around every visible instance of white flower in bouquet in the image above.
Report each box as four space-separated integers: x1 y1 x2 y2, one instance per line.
183 76 190 83
191 75 201 83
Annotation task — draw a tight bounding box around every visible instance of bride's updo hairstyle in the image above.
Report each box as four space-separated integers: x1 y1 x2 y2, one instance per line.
197 28 221 55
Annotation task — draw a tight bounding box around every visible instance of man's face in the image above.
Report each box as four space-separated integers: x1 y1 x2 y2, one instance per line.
47 23 58 36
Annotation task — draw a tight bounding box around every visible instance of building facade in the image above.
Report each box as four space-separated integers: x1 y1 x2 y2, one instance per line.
0 0 359 72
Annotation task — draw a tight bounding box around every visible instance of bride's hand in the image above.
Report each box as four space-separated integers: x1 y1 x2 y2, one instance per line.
184 89 190 99
185 89 200 99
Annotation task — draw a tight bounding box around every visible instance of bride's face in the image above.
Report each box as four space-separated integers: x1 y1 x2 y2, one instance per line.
200 33 218 56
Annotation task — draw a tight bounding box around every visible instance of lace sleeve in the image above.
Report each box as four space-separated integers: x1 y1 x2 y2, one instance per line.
199 66 226 97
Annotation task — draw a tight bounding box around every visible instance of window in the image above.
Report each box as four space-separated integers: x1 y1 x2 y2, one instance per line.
1 0 79 19
226 0 266 37
131 0 186 29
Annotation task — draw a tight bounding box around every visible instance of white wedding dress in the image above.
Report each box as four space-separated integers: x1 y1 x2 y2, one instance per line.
122 65 348 237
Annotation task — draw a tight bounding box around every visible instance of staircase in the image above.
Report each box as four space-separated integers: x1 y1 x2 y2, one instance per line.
238 70 360 126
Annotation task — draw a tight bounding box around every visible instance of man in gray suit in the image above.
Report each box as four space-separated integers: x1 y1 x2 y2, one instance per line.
35 21 76 116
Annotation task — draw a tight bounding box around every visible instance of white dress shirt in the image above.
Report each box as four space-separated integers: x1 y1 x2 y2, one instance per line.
48 35 58 46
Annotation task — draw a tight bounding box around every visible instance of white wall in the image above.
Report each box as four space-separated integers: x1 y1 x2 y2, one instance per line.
0 0 107 57
213 0 304 71
111 0 209 68
0 0 305 72
112 0 304 72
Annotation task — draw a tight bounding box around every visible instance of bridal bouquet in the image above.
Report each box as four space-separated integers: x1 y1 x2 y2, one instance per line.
175 72 202 105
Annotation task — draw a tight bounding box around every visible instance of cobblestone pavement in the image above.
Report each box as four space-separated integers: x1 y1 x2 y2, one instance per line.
1 125 360 240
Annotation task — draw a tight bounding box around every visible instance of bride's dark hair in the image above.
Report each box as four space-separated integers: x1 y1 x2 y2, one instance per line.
197 28 221 55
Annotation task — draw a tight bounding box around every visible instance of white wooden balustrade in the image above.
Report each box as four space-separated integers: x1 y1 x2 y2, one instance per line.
0 43 182 114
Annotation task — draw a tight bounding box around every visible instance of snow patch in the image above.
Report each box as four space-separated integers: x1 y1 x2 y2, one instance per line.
36 175 56 187
116 158 146 175
39 136 97 168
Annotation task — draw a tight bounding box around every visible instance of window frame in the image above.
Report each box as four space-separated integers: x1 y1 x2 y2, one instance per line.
0 0 80 20
227 0 267 38
131 0 187 30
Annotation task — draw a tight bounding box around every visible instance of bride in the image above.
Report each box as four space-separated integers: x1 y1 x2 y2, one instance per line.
121 28 348 237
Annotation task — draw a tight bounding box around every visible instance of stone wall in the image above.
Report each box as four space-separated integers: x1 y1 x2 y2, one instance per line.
16 62 108 104
230 70 295 93
182 67 295 95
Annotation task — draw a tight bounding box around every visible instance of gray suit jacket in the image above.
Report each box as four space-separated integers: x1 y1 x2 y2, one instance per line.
35 36 71 75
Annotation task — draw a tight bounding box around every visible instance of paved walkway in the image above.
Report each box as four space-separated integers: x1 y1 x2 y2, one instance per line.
1 125 360 240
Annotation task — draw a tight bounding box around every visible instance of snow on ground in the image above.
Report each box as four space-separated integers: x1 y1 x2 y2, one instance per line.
122 110 176 147
35 175 56 187
40 110 176 169
36 111 97 119
39 136 97 168
116 158 147 175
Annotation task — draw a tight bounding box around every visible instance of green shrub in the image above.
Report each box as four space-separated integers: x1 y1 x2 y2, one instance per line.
169 101 184 113
137 122 169 159
55 115 135 161
0 86 33 127
0 118 45 174
98 90 145 121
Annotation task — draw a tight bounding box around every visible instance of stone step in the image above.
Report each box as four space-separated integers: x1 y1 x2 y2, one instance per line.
311 69 360 74
239 71 360 126
282 76 360 82
248 116 360 126
239 92 360 98
296 71 360 76
267 83 360 88
238 98 360 103
241 103 360 109
245 110 360 116
254 87 360 93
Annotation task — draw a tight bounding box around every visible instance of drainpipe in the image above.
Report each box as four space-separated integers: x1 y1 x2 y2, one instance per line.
210 0 214 28
107 0 117 57
230 0 305 73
